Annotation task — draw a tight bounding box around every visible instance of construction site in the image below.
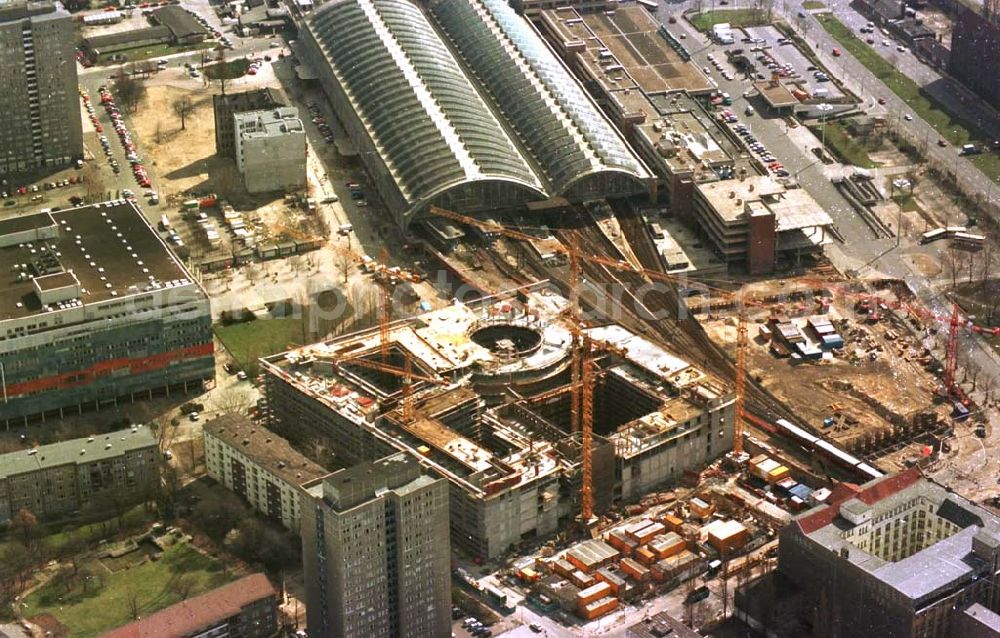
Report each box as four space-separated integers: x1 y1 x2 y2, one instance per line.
260 282 735 560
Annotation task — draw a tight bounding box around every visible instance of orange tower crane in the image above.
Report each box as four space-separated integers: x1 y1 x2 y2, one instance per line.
428 206 742 522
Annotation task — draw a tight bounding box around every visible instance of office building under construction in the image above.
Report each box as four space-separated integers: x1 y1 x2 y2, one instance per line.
261 286 734 559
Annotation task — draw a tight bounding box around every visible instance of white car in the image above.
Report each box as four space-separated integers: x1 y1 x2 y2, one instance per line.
903 114 913 121
189 411 200 421
703 66 711 74
896 45 906 52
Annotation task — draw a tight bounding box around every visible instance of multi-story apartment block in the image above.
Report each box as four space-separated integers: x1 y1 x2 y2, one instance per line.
101 573 279 638
0 425 159 523
772 468 1000 638
233 106 306 194
0 0 83 176
302 453 451 638
203 413 328 532
0 201 215 425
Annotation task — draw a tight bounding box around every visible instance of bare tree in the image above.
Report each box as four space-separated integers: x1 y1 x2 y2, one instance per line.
126 586 141 620
82 161 106 203
213 387 253 415
172 97 195 131
336 249 354 284
943 250 959 289
169 574 197 601
114 70 146 114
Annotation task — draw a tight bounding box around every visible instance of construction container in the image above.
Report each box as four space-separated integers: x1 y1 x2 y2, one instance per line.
568 569 594 589
566 539 619 574
518 567 540 583
631 522 666 545
619 557 650 582
662 514 684 531
752 457 788 483
705 520 749 554
580 595 618 620
595 568 625 595
775 477 797 495
552 559 575 578
690 498 714 519
648 532 686 559
652 550 699 582
810 487 832 504
606 529 638 556
576 581 612 609
821 334 845 350
623 519 654 540
635 546 656 566
768 465 790 483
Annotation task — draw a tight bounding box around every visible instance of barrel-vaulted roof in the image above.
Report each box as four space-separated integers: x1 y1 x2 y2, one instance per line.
428 0 650 194
305 0 545 213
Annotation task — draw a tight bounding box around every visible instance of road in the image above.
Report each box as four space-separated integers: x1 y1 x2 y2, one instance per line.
655 2 999 439
813 0 1000 144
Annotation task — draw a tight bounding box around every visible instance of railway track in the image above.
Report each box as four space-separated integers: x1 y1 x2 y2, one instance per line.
552 207 796 424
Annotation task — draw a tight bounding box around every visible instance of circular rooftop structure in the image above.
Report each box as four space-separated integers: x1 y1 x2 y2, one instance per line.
470 323 543 361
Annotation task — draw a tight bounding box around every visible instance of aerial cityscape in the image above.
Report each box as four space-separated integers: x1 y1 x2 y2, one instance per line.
0 0 997 634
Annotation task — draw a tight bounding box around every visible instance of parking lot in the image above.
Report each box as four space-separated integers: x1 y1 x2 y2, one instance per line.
743 25 846 99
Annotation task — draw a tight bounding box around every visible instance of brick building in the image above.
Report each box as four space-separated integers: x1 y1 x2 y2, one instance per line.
101 573 279 638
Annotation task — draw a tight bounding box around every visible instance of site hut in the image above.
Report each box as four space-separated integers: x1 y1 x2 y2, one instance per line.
259 287 735 560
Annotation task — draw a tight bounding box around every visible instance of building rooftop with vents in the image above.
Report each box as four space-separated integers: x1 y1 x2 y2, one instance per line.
0 201 196 323
203 413 327 487
0 425 157 481
0 201 213 424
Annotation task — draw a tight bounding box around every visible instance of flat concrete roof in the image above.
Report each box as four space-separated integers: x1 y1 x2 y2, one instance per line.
0 201 193 322
754 80 799 108
696 176 785 223
769 188 834 231
553 6 712 94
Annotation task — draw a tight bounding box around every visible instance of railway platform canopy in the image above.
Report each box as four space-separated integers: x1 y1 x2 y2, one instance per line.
298 0 651 228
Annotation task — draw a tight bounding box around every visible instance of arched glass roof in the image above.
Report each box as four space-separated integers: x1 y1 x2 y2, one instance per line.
306 0 544 207
429 0 650 194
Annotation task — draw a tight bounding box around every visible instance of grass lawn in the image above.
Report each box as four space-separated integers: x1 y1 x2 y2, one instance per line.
23 544 233 638
808 122 879 168
214 317 307 369
215 292 355 369
0 505 154 558
204 58 250 81
815 14 1000 183
801 0 826 7
689 9 767 31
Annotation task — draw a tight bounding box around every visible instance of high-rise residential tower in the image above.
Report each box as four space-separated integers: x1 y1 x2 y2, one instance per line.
301 453 451 638
0 0 83 176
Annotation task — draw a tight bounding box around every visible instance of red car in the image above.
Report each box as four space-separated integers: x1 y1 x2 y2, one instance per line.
832 47 841 56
